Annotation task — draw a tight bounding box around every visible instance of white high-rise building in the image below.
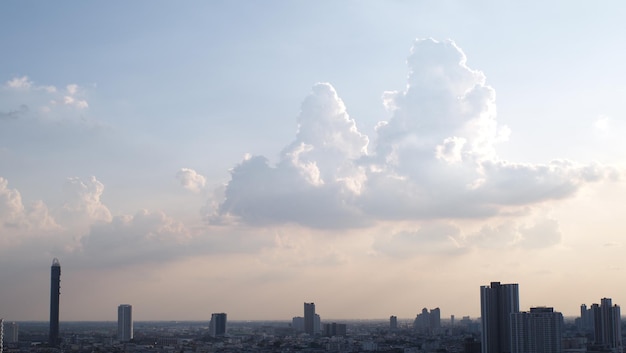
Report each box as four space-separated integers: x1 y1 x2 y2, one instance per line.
117 304 133 342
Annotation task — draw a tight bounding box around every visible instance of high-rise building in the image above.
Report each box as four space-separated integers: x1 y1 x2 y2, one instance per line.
304 303 315 335
49 258 61 347
4 322 17 344
390 316 398 330
117 304 133 342
585 298 623 352
480 281 519 353
209 313 227 337
1 318 4 353
430 307 441 329
292 317 304 332
511 307 563 353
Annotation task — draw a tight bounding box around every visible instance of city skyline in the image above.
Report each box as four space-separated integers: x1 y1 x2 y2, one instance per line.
2 1 626 321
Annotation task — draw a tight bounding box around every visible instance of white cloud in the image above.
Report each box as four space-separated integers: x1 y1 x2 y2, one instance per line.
212 38 612 236
6 76 32 90
176 168 207 192
216 83 370 228
0 177 58 246
60 176 112 223
1 76 89 119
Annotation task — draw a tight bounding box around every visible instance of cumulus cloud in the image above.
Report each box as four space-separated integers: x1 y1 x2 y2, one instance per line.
0 177 58 245
61 176 112 223
176 168 207 192
213 38 609 232
2 76 89 119
216 83 370 228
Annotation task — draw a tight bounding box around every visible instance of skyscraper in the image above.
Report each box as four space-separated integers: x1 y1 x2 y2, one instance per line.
1 318 4 353
304 302 315 335
587 298 622 352
49 258 61 347
480 281 519 353
117 304 133 342
209 313 227 337
511 307 563 353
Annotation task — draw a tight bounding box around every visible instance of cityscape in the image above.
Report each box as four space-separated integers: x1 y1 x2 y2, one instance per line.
1 260 624 352
3 2 626 353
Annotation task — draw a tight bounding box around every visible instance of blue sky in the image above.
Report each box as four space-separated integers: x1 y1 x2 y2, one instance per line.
1 1 626 321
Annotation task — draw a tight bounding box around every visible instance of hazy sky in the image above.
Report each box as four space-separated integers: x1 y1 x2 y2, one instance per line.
2 1 626 322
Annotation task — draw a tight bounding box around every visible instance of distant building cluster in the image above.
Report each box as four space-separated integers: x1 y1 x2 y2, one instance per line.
578 298 623 352
480 281 623 353
413 307 441 334
3 260 626 353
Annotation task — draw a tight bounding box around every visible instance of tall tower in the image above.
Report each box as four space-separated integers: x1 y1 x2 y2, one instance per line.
49 258 61 347
209 313 227 337
304 302 315 335
480 281 519 353
117 304 133 342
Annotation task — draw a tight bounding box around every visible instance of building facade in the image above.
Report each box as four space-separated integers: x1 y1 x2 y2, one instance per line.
117 304 133 342
209 313 227 337
480 281 519 353
4 322 17 344
586 298 623 353
304 303 315 335
511 307 563 353
49 258 61 347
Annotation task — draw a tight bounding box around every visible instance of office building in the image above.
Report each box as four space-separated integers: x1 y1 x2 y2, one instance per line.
1 318 3 353
304 303 315 335
480 281 519 353
117 304 133 342
511 307 563 353
390 315 398 330
49 258 61 347
209 313 227 337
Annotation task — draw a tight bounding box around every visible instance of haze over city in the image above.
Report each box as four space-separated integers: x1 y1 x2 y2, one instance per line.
1 1 626 322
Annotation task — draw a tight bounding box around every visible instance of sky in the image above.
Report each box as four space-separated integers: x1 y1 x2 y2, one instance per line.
1 1 626 322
